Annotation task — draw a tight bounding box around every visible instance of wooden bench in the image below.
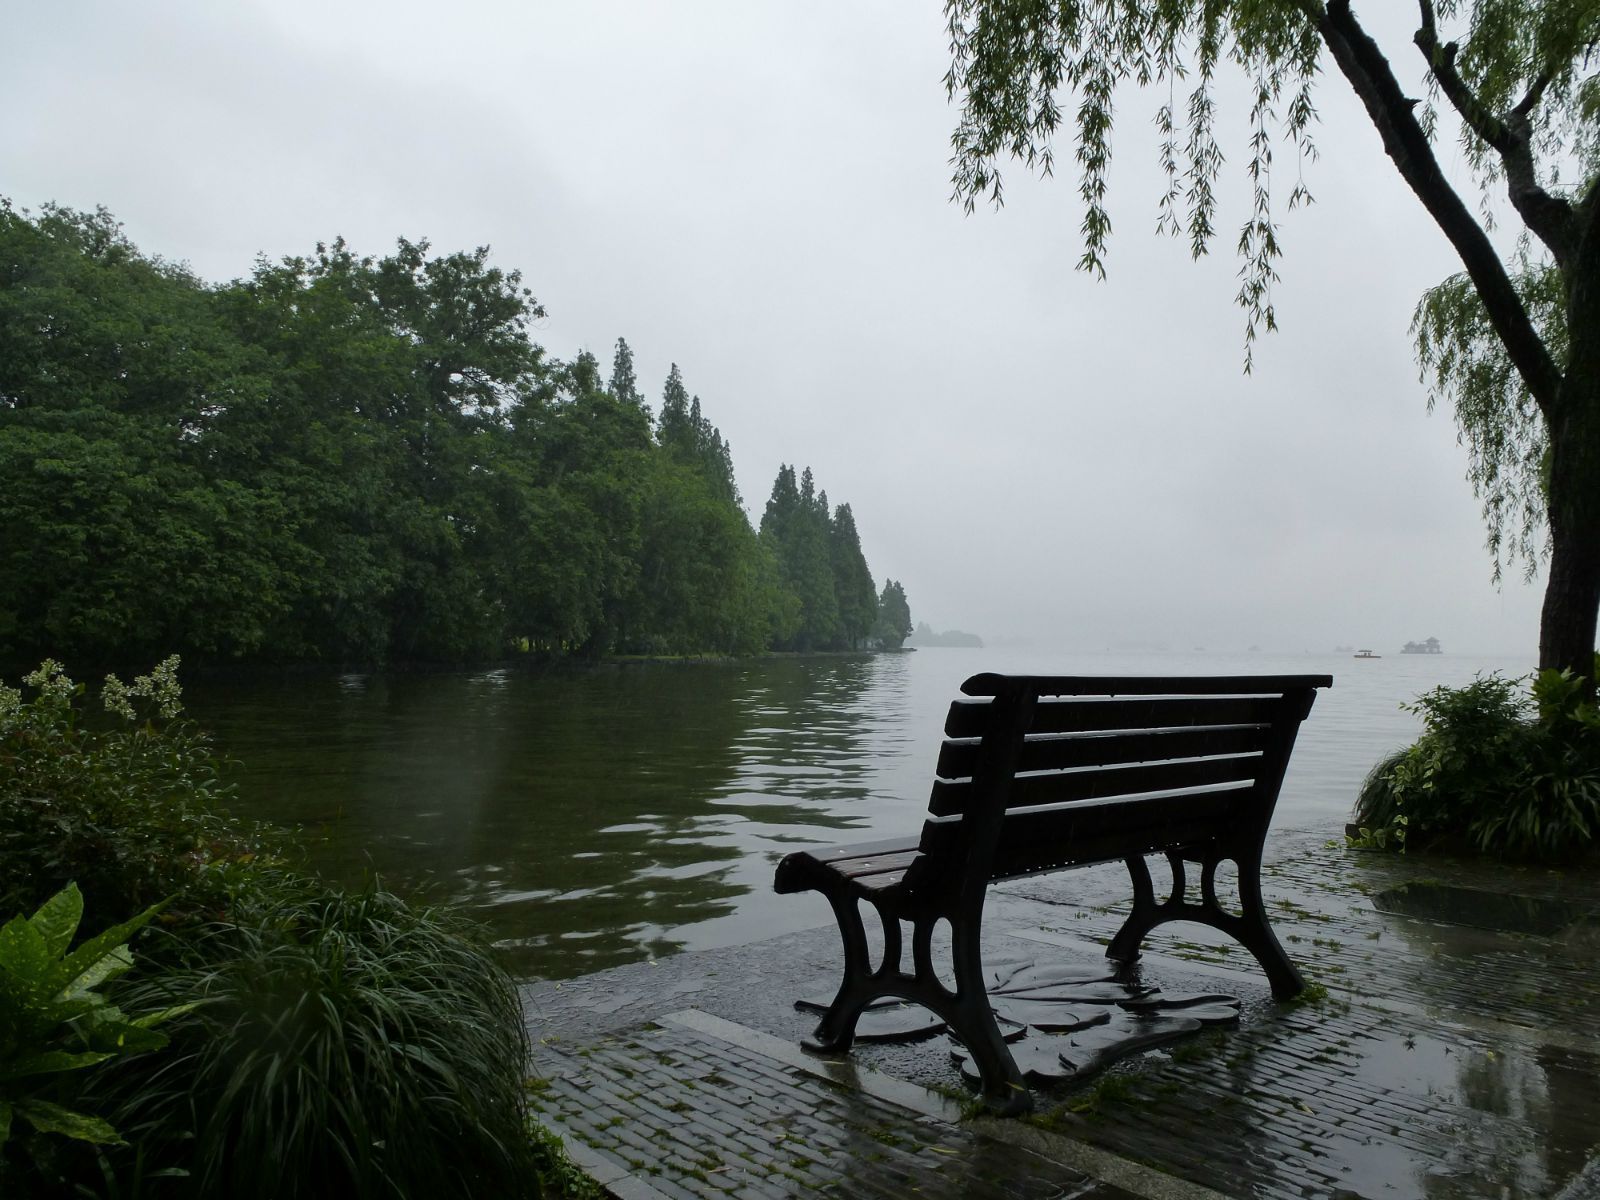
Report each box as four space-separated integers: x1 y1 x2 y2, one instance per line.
774 672 1331 1114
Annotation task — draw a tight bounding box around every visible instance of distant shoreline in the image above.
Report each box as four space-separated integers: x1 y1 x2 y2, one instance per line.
169 648 900 683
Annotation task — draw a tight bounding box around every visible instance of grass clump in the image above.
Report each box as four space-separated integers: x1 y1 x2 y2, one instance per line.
91 876 544 1199
0 660 582 1198
1350 665 1600 860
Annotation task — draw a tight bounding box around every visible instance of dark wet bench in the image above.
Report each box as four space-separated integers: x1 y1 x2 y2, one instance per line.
774 672 1331 1114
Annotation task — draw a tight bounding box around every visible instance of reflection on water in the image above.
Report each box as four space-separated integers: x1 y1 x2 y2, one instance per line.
1372 882 1593 937
189 656 924 978
187 648 1532 980
1357 881 1600 1197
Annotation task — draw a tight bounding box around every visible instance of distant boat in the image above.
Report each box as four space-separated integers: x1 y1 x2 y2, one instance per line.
1353 649 1381 659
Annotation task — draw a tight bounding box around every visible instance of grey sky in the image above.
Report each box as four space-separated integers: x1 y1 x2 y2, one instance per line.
1 1 1547 655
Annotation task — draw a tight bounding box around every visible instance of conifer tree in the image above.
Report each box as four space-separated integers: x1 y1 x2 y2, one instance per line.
784 468 840 649
829 503 878 650
657 364 692 455
760 464 800 543
609 337 644 411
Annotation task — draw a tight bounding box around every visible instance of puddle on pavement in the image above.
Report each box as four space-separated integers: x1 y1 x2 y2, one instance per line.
1371 882 1594 937
1285 1028 1599 1198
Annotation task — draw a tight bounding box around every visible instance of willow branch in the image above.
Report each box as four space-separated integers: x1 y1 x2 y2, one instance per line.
1319 0 1563 414
1414 1 1576 268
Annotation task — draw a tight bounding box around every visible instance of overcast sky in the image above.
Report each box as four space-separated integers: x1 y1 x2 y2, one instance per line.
1 2 1550 656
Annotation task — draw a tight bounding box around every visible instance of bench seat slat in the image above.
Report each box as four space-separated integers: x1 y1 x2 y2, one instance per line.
794 838 921 882
828 849 921 878
773 838 920 898
811 836 924 862
935 723 1269 779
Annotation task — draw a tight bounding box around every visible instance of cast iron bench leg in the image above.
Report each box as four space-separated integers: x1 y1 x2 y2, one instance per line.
1230 852 1305 999
1107 850 1304 1001
805 890 876 1053
924 914 1031 1116
806 890 1031 1114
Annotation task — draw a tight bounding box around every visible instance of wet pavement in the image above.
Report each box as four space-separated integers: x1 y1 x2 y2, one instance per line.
521 834 1600 1199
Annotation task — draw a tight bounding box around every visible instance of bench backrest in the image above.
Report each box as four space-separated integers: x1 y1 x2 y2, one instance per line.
915 673 1330 883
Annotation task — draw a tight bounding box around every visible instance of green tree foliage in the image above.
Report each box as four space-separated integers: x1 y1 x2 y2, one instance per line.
762 466 833 650
943 0 1600 676
789 471 841 650
0 205 290 665
632 364 775 655
0 202 895 668
1413 254 1567 575
760 465 889 651
608 337 645 412
474 348 658 657
656 363 693 458
875 580 913 651
829 504 879 650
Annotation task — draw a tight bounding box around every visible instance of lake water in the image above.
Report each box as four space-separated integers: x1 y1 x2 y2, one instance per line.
186 648 1532 980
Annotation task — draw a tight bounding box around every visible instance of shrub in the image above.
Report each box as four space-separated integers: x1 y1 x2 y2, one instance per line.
0 658 269 934
1351 665 1600 859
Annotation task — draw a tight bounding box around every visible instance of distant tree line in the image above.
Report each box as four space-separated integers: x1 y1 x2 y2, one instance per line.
0 201 910 668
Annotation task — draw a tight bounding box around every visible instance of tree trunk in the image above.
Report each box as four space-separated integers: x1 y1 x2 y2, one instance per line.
1539 205 1600 679
1538 478 1600 677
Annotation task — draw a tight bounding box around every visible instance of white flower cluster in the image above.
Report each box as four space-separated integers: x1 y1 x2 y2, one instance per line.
22 659 76 701
101 655 185 721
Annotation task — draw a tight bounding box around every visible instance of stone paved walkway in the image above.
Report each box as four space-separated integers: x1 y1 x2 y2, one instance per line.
530 1013 1169 1200
523 836 1600 1199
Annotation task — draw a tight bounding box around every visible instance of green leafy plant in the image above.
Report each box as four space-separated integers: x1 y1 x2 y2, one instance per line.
0 884 182 1165
527 1116 602 1200
1352 664 1600 859
0 658 271 935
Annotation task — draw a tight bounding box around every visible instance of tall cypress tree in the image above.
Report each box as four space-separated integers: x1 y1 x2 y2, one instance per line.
760 465 800 543
829 503 877 650
609 337 644 412
786 468 840 649
657 364 692 456
634 365 770 655
686 395 738 503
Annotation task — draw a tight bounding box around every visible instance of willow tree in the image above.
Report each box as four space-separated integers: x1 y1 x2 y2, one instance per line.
945 0 1600 675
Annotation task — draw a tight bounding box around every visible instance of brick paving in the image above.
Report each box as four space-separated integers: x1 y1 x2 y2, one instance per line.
530 1020 1150 1200
524 837 1600 1200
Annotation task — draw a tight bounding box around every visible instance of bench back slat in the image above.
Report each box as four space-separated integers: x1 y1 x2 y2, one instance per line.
933 722 1270 779
944 695 1280 738
929 752 1263 816
914 674 1330 886
921 785 1252 873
